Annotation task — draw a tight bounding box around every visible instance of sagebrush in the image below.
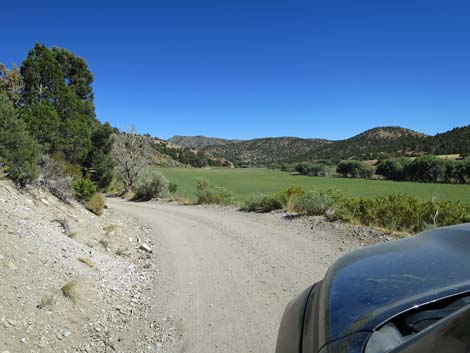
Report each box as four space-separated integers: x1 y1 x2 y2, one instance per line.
195 179 232 205
134 167 170 200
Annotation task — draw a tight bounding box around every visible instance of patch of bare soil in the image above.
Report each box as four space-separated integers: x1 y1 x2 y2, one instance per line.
0 181 177 353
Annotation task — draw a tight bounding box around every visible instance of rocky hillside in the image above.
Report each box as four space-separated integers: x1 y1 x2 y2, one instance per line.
135 125 470 167
423 125 470 156
310 126 429 160
168 135 242 149
0 180 177 352
200 127 425 165
203 137 331 165
184 125 469 165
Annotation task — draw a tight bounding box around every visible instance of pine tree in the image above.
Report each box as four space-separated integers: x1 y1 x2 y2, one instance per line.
0 95 40 186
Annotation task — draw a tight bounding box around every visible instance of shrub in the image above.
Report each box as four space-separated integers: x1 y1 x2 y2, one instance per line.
37 155 73 202
61 279 82 304
337 160 374 179
134 167 169 200
195 179 232 205
86 193 106 216
296 191 335 216
295 162 336 177
72 177 97 202
403 156 446 183
330 193 470 232
169 182 178 194
373 194 421 231
241 193 283 212
276 186 304 207
241 186 305 213
52 155 82 177
419 200 470 228
375 158 410 181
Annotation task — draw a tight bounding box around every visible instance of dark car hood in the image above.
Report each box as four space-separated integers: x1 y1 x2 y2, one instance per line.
320 223 470 345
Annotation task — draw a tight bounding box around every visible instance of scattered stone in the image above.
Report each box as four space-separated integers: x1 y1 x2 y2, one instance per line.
139 243 152 253
7 262 17 271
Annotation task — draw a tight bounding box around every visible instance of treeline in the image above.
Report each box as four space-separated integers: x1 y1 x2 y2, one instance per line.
375 156 470 184
151 141 213 167
291 156 470 184
0 43 113 204
293 160 374 179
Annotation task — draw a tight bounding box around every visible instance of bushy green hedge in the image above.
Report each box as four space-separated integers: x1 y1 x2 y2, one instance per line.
241 186 306 212
241 193 284 212
195 179 232 205
295 162 337 177
296 191 335 216
242 188 470 233
72 176 97 202
376 156 470 184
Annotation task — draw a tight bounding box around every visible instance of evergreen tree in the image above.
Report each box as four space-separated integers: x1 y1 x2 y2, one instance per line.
19 101 60 153
20 43 66 105
0 95 40 186
0 64 24 108
85 122 115 189
18 43 115 187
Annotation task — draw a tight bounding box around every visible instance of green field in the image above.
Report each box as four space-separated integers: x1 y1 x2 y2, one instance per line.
159 167 470 203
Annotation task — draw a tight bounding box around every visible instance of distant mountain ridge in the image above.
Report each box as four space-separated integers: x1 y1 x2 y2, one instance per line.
168 135 242 149
167 125 470 165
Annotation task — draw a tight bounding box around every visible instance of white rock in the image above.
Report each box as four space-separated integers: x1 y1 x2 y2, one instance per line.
139 243 152 253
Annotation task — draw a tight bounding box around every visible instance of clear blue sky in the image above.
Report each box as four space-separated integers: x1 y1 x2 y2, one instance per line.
2 0 469 140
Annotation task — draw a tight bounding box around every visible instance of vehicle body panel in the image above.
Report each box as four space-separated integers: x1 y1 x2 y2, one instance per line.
276 223 470 353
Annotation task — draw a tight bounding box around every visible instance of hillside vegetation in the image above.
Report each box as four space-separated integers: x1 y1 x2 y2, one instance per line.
311 126 428 160
172 126 470 165
1 44 114 198
203 137 332 165
168 135 241 149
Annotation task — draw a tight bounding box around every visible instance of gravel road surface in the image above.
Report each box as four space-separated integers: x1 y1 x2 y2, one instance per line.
108 199 372 353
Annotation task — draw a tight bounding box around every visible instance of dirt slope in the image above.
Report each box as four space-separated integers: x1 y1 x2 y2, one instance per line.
108 199 388 353
0 181 176 353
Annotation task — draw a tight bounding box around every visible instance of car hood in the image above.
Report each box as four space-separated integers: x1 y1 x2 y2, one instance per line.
320 223 470 345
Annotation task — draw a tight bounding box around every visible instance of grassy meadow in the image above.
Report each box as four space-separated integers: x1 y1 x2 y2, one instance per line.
159 167 470 203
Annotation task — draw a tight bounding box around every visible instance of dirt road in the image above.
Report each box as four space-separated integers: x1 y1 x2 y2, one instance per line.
108 199 365 353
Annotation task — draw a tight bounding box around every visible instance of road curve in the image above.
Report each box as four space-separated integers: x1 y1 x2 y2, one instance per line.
108 199 341 353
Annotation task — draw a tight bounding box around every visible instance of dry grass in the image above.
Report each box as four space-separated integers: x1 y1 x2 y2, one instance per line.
122 191 135 200
285 195 299 213
61 279 82 304
104 224 120 235
99 238 109 249
437 154 461 160
77 256 95 268
86 193 106 216
115 248 130 257
37 294 56 309
173 194 196 205
68 231 78 239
